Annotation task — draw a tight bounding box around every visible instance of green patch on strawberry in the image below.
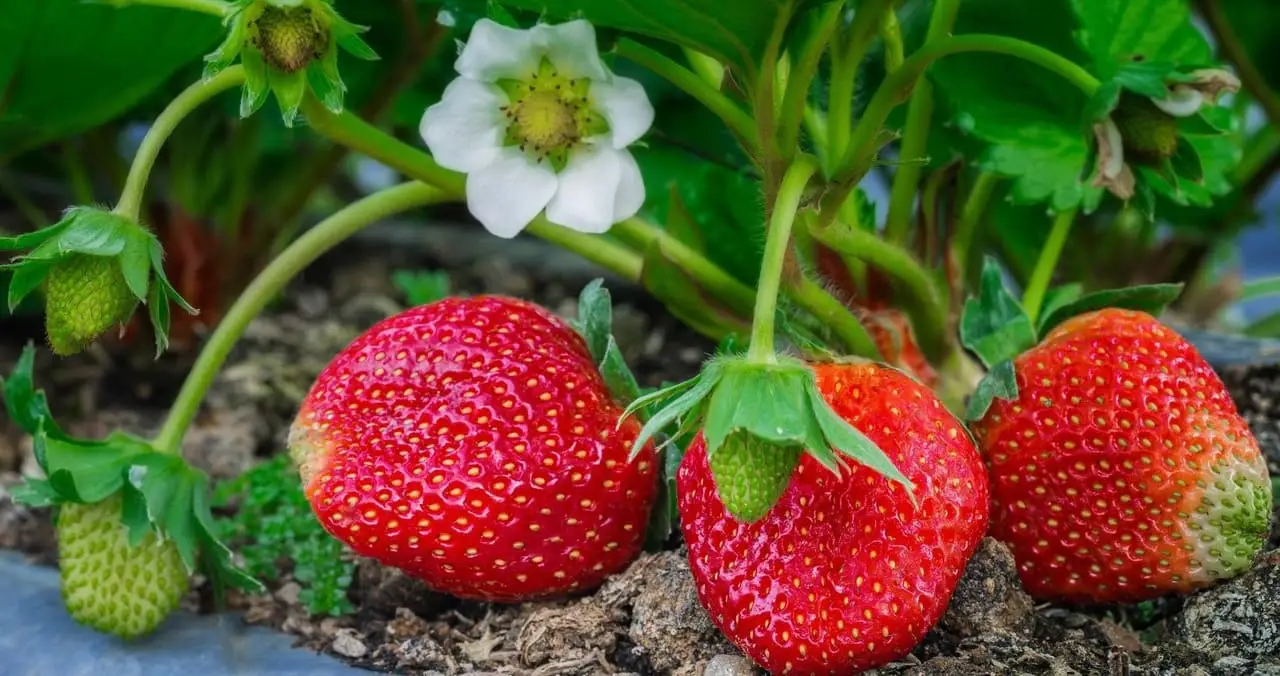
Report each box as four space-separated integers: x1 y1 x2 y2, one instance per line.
0 344 262 637
625 354 915 523
707 433 801 522
959 256 1184 419
1 207 197 357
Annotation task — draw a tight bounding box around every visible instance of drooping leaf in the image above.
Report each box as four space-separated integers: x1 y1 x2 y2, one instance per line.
1037 282 1184 335
569 279 643 408
960 257 1036 368
0 344 60 437
965 359 1018 421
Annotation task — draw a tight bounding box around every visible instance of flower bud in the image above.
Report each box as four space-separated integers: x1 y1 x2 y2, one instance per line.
251 5 329 74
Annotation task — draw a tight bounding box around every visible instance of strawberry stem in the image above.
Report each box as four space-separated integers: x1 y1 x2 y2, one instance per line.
1022 207 1078 326
826 0 891 172
747 156 818 363
104 0 234 17
114 66 247 223
151 182 450 454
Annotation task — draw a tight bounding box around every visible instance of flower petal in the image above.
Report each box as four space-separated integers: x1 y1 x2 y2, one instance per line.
466 148 558 238
532 20 607 81
1152 87 1204 117
592 75 654 148
546 145 625 233
455 19 539 81
1091 118 1135 200
420 78 508 173
613 150 646 222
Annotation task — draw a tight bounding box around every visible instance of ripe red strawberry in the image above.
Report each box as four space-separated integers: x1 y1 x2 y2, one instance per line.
288 296 659 602
972 309 1272 604
679 362 989 675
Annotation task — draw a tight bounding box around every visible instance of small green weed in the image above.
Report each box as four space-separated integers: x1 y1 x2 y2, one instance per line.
214 454 355 616
392 269 451 306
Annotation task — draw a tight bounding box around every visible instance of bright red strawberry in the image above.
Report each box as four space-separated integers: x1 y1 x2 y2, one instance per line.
288 296 659 602
972 309 1272 605
679 362 989 675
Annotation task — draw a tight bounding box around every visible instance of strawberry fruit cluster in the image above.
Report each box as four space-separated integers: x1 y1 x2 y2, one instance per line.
282 273 1269 675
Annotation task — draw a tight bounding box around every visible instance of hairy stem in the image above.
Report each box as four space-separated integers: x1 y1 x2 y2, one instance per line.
748 158 819 363
1022 207 1077 325
114 66 246 223
809 218 950 362
612 218 757 310
152 182 450 454
616 39 759 155
827 0 892 171
777 2 843 159
882 0 959 246
835 33 1100 183
788 274 882 359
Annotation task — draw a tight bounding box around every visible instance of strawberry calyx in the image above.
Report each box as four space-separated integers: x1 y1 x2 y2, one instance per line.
960 255 1184 420
203 0 378 126
623 354 915 522
0 344 264 613
1 206 198 358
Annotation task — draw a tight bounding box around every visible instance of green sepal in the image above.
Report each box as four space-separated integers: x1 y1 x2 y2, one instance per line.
965 360 1018 421
240 47 271 118
623 360 725 459
569 279 643 409
0 345 265 604
202 9 247 81
1036 282 1185 336
272 69 307 127
959 257 1036 369
306 48 346 114
1113 60 1179 100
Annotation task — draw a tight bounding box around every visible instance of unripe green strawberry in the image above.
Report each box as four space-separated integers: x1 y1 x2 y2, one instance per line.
1112 95 1179 164
43 254 138 356
708 433 801 522
252 5 329 73
58 496 189 639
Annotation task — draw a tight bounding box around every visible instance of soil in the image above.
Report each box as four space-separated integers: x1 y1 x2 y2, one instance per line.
1 235 1279 676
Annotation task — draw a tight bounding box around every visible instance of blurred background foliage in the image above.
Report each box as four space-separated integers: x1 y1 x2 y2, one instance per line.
1 0 1278 348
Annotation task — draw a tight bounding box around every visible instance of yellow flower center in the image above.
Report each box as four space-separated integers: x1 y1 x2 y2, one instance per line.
499 60 607 168
512 90 579 150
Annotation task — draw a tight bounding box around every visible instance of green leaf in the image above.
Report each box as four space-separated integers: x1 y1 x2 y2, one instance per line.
571 279 612 363
493 0 793 80
1244 310 1280 339
43 436 144 504
931 0 1099 211
5 260 52 313
9 478 60 508
1069 0 1210 77
960 257 1036 368
1112 60 1179 99
1037 282 1185 335
0 1 223 155
626 361 725 458
0 343 61 438
965 359 1018 421
1038 283 1084 324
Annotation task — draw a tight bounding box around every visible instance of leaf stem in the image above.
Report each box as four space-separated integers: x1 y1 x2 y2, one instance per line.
106 0 233 17
1192 0 1280 129
1241 275 1280 302
526 219 643 282
882 0 958 246
748 157 819 363
809 217 950 362
777 2 843 160
151 182 450 454
1022 207 1077 326
826 0 892 171
612 218 757 310
114 66 246 223
952 171 1000 284
835 33 1101 183
615 40 759 155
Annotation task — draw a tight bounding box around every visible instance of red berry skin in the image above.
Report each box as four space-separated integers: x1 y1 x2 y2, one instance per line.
679 362 990 675
288 296 659 602
972 309 1272 605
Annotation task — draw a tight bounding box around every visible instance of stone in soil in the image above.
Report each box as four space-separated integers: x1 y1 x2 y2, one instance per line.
1167 549 1280 660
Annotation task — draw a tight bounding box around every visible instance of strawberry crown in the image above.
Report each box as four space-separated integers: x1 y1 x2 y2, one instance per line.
959 255 1185 420
0 344 264 605
0 207 197 357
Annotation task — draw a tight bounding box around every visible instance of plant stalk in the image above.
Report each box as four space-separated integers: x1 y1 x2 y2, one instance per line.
114 66 246 223
107 0 232 16
748 158 819 363
827 0 893 170
952 171 1000 283
1022 207 1077 325
152 182 449 454
882 0 959 246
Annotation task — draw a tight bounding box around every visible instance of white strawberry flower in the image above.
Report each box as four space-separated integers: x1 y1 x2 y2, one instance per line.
420 19 655 238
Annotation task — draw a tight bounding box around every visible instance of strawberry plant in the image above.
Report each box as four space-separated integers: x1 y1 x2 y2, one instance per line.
0 0 1276 673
